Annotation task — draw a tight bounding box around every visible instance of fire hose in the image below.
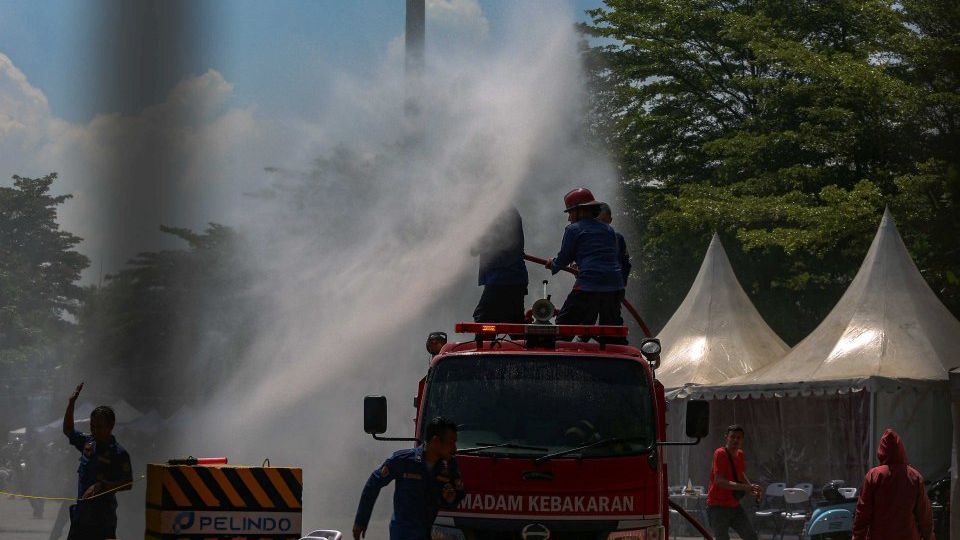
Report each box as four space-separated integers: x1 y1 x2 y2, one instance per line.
523 253 652 338
668 499 715 540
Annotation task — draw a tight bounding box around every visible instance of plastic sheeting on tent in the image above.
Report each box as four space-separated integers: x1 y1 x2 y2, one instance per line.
657 233 789 390
664 210 959 487
109 399 144 423
7 402 96 441
675 208 960 397
124 408 163 434
656 233 790 489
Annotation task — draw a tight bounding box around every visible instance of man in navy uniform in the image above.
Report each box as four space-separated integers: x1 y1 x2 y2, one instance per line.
598 202 631 288
546 188 627 343
61 383 133 540
353 417 465 540
470 206 528 323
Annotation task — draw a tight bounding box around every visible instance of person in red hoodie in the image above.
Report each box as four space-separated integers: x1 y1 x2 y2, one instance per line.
852 428 935 540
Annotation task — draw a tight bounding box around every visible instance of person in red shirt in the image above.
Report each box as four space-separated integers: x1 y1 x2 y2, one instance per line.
706 424 762 540
852 428 935 540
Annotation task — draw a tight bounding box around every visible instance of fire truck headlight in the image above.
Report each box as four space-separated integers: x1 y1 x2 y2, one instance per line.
639 338 662 369
639 338 661 357
431 525 466 540
426 331 448 355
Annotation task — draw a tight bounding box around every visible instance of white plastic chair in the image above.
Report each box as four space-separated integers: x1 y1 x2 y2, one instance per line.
838 487 858 499
793 483 814 496
754 482 787 538
300 531 342 540
779 488 811 539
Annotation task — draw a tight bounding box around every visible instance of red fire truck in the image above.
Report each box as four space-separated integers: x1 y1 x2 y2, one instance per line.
363 304 710 539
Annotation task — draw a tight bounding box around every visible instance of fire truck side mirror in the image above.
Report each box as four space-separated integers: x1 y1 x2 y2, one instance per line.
364 396 388 435
685 400 709 439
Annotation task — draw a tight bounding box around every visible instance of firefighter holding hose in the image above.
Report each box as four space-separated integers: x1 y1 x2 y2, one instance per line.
470 205 528 323
545 187 627 343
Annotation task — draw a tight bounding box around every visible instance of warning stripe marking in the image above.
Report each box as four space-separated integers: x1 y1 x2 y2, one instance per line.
161 474 191 507
264 468 300 509
235 468 274 508
279 467 303 500
168 468 205 508
157 466 302 510
252 468 287 508
180 467 219 507
222 468 260 508
201 467 246 508
287 467 302 484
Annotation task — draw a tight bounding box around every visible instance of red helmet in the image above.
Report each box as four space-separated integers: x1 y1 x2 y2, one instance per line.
563 187 602 212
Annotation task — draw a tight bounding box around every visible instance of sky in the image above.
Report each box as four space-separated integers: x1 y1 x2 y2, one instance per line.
0 0 606 276
0 1 604 123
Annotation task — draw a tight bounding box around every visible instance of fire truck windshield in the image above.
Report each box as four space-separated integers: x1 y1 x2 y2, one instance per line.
422 354 655 457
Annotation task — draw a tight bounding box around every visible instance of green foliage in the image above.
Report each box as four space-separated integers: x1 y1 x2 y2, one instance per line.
77 223 256 411
0 174 89 349
0 174 88 425
583 0 960 341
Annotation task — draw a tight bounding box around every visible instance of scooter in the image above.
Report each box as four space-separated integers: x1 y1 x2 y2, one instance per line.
805 481 856 539
929 476 950 540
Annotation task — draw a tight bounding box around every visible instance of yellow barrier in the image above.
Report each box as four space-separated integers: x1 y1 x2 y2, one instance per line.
145 463 303 539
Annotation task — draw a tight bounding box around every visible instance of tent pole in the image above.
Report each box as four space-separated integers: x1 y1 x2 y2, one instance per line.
868 390 877 468
949 369 960 540
778 398 789 485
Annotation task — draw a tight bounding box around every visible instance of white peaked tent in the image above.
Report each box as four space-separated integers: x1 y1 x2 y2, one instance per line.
658 233 790 390
658 234 790 486
110 399 144 424
670 209 960 485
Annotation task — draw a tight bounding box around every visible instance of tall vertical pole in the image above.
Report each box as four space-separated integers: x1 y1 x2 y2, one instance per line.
949 369 960 539
405 0 425 122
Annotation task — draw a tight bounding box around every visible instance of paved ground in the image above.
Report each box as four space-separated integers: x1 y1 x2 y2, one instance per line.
1 498 766 540
0 498 384 540
0 497 65 540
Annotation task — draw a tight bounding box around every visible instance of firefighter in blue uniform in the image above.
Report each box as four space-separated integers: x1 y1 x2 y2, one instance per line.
353 417 465 540
471 205 528 323
61 383 133 540
546 188 627 344
598 202 631 288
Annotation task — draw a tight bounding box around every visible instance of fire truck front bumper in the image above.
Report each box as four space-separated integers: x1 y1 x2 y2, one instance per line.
432 517 664 539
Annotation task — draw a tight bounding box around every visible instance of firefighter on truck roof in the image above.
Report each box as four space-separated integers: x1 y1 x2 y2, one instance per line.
545 187 627 344
470 205 528 324
353 417 465 540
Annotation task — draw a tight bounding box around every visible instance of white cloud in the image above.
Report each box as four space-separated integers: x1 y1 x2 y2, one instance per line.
427 0 490 40
0 55 315 279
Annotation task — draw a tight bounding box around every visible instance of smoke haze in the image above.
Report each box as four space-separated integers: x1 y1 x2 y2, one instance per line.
181 2 620 532
1 1 623 536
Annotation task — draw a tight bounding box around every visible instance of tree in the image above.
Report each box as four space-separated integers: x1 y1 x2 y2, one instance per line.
78 223 256 411
0 174 89 349
582 0 958 341
0 173 89 429
889 0 960 308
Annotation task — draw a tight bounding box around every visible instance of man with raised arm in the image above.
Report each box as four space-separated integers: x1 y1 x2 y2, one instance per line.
62 383 133 540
